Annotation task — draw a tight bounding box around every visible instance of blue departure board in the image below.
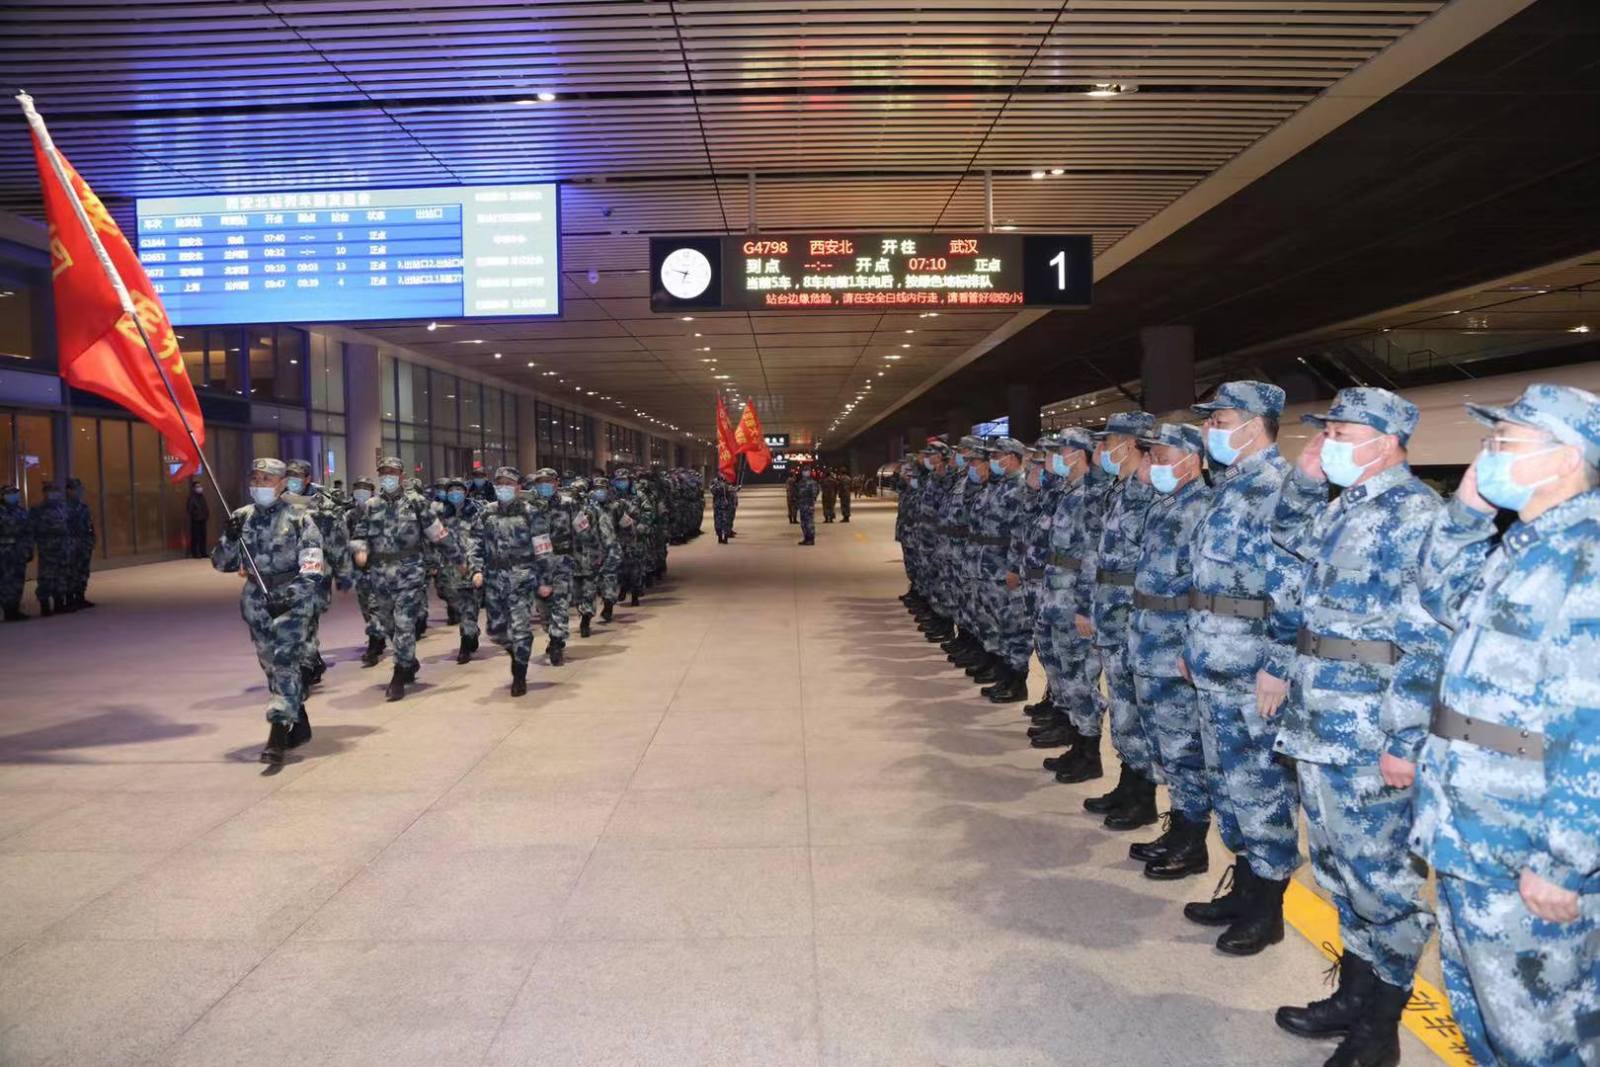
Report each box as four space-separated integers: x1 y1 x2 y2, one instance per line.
134 183 560 325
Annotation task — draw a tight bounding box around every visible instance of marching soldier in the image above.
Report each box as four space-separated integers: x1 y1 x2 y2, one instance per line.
566 476 617 638
608 468 645 608
1412 384 1600 1067
346 477 389 668
1 483 32 621
284 459 350 688
465 467 559 696
1126 424 1213 875
349 457 457 700
795 466 820 545
439 478 485 663
1269 387 1447 1066
712 472 737 544
587 476 624 622
527 468 573 664
212 458 324 764
1182 381 1304 957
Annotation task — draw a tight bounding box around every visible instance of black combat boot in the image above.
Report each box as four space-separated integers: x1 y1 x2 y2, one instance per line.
414 615 427 639
1217 871 1288 956
38 596 54 617
953 645 988 670
1144 815 1210 880
1184 860 1252 927
1022 696 1055 718
287 709 313 749
924 618 955 642
979 664 1009 699
1103 772 1158 830
385 666 407 702
58 595 78 612
78 595 95 608
987 665 1027 703
579 614 592 638
630 589 640 606
1129 812 1180 862
1084 764 1139 814
601 600 614 622
446 604 460 625
1276 951 1376 1040
457 634 477 664
260 720 290 764
547 638 565 666
401 661 419 683
1324 977 1408 1067
360 635 385 668
970 656 1001 684
1055 732 1104 783
300 664 318 692
510 660 528 697
1031 721 1079 750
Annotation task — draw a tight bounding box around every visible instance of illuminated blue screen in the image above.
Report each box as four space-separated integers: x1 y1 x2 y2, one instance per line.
135 183 560 326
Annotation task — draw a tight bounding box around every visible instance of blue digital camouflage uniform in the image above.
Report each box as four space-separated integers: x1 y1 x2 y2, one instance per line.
344 480 385 646
1023 437 1064 688
211 460 324 726
952 436 989 643
64 480 95 604
1130 424 1212 821
1090 411 1158 776
284 460 351 679
796 471 819 540
466 470 559 667
712 477 737 540
1412 384 1600 1067
972 439 1032 673
1186 382 1303 882
587 478 624 606
1270 388 1446 991
922 449 960 621
529 470 575 644
567 483 618 621
609 469 645 600
895 457 922 592
1038 431 1099 731
349 460 458 673
437 486 485 644
0 486 31 616
28 486 73 605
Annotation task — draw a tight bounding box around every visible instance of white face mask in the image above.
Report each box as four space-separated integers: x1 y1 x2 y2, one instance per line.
249 486 278 508
352 489 372 504
379 475 401 494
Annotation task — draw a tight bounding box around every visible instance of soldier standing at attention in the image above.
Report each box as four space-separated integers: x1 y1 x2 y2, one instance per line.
63 477 95 610
440 478 484 663
712 472 737 544
973 438 1034 703
917 443 958 646
1413 384 1600 1067
528 468 573 665
466 467 558 696
1082 411 1160 830
895 455 922 605
786 469 800 525
212 458 324 764
1 484 32 621
821 469 838 523
186 480 210 558
838 469 852 523
1268 387 1446 1067
28 481 72 616
795 465 820 545
1020 435 1063 718
349 456 456 701
1182 381 1304 957
1125 424 1214 874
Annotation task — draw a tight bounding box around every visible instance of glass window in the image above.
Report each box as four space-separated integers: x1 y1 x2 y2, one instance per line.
0 412 13 489
275 326 306 404
16 412 56 507
380 353 396 421
70 417 103 558
431 372 458 430
322 434 345 486
178 330 206 389
207 327 243 396
247 329 274 400
103 420 133 555
319 339 345 413
482 386 502 438
131 422 164 553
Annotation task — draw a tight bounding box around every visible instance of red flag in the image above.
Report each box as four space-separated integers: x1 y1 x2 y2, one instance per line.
715 395 738 481
26 106 204 480
734 401 772 473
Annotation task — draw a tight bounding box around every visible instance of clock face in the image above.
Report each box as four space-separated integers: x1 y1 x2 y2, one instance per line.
660 247 713 300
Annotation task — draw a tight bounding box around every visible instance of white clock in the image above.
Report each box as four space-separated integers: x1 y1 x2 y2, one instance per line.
660 247 713 300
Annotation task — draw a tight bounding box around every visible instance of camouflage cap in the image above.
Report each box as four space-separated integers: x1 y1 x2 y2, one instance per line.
352 475 375 489
590 476 611 490
445 477 466 490
1468 383 1600 467
990 436 1028 459
1031 434 1062 452
251 458 287 478
611 467 633 478
957 434 986 452
1092 411 1156 439
377 455 404 472
921 440 952 456
1191 380 1285 418
1302 386 1420 444
285 459 313 476
1055 428 1095 454
533 467 559 480
492 465 521 482
1138 422 1205 454
2 483 18 494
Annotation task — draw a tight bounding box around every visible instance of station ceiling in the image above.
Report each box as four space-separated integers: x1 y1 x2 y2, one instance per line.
0 0 1582 450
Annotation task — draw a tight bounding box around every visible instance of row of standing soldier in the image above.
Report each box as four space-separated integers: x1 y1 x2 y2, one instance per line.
893 381 1596 1067
0 476 96 621
213 458 701 765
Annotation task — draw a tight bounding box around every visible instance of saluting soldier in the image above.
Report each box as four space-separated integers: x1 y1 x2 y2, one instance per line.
1413 384 1600 1067
465 467 558 696
212 458 324 764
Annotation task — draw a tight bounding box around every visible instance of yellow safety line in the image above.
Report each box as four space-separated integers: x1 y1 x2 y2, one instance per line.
1283 880 1477 1066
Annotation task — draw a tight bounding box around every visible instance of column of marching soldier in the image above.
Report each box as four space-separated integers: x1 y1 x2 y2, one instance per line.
208 458 705 766
893 381 1597 1067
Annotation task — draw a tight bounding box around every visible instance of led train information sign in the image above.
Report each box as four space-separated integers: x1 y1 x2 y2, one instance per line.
650 233 1091 312
135 183 561 326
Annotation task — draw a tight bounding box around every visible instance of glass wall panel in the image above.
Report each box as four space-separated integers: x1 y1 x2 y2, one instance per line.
103 420 133 555
274 326 306 404
16 412 56 506
431 372 458 430
410 363 431 426
70 417 103 557
0 412 13 490
380 352 396 420
131 422 164 552
179 330 207 389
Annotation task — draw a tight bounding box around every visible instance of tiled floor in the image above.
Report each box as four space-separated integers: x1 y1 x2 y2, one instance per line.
0 488 1429 1066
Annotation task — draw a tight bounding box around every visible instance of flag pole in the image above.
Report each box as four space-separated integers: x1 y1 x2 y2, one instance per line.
16 92 269 595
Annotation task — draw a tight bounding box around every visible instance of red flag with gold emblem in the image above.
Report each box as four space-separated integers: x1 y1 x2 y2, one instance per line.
733 400 772 473
715 395 738 481
27 114 204 480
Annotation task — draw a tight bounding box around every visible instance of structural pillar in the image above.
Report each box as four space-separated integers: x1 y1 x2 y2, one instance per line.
1005 384 1039 444
945 407 973 442
1140 325 1196 416
345 341 383 476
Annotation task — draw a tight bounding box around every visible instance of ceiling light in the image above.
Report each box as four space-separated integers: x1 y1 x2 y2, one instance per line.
904 329 914 334
1571 325 1592 333
426 322 438 331
693 332 702 337
900 343 911 348
877 372 884 377
997 224 1017 232
1086 82 1134 98
886 354 901 360
493 352 502 359
1030 170 1045 180
681 316 694 322
526 361 536 367
1050 168 1065 176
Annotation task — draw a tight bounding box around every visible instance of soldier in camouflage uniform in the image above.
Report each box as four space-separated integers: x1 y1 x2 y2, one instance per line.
465 467 559 696
939 438 986 668
795 466 819 545
895 455 921 603
1267 387 1446 1066
915 443 958 644
1125 423 1214 875
1082 411 1160 829
970 437 1033 703
28 481 73 616
349 457 457 701
439 478 485 663
1182 381 1304 957
566 475 617 638
587 476 624 622
636 471 667 583
284 459 350 687
821 470 838 523
838 469 852 523
346 477 390 668
527 467 573 664
712 473 738 544
212 458 324 764
1028 430 1099 766
1020 435 1062 715
1 483 32 621
608 468 645 608
1412 384 1600 1067
63 477 95 609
